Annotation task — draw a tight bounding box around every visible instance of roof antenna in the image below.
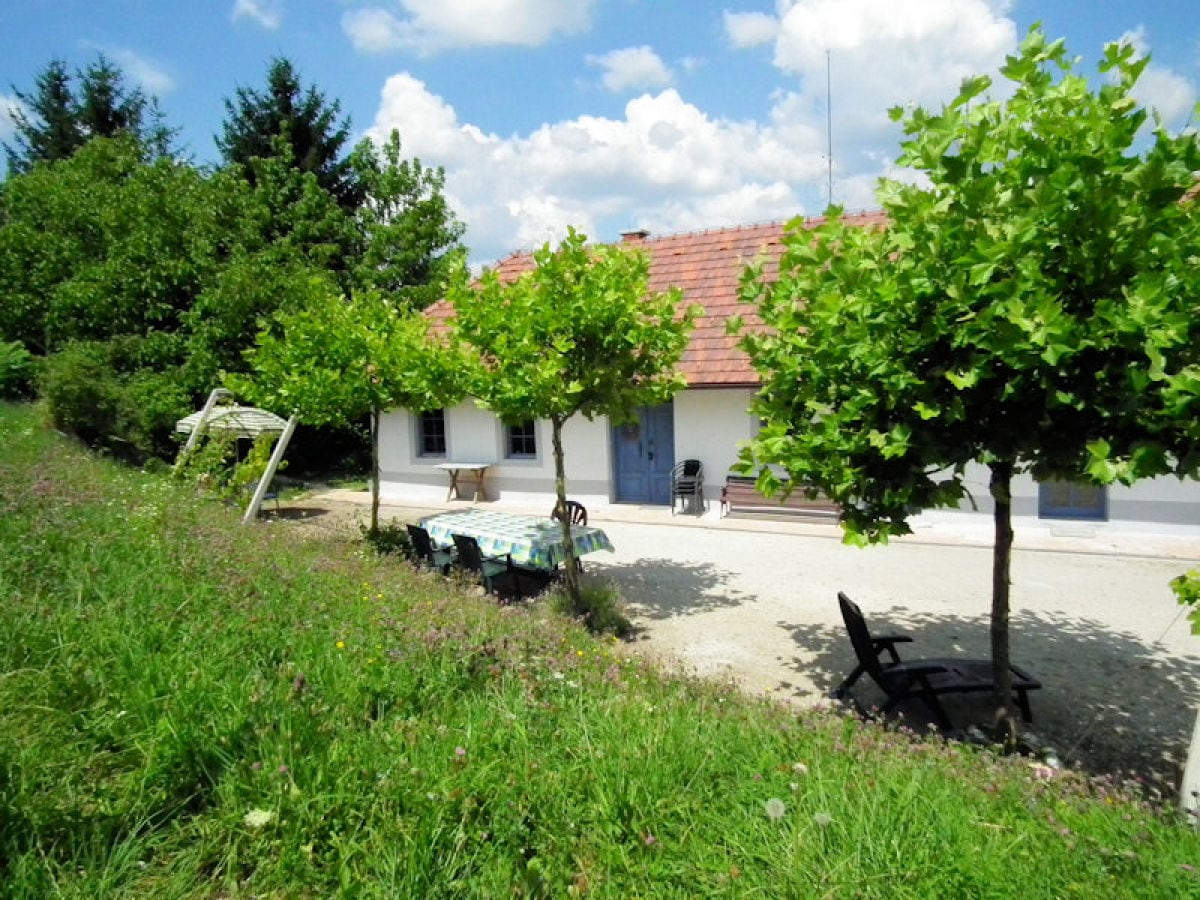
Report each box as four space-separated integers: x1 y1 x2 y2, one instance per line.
826 49 833 209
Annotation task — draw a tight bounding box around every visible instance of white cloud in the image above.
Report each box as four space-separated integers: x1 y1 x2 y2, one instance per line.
723 11 778 48
232 0 283 30
342 0 595 55
0 94 24 144
367 74 829 262
773 0 1016 137
1133 66 1198 127
110 49 175 96
587 46 673 93
1114 28 1197 129
342 8 408 53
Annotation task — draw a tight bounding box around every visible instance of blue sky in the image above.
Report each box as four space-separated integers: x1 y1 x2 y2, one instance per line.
2 1 1197 264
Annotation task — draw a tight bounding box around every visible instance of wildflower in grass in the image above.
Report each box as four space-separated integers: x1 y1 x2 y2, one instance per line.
455 746 467 759
643 833 657 847
336 640 345 649
251 761 263 772
792 762 809 776
764 798 787 821
813 812 833 828
243 808 275 829
278 764 289 774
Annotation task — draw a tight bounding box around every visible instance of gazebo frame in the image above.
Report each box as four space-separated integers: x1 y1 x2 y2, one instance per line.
174 388 299 523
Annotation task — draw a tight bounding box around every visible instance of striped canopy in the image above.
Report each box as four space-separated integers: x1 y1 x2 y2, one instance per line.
175 405 288 439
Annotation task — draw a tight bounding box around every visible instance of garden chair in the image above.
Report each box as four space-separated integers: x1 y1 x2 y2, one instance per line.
549 500 589 574
671 459 704 515
832 592 1041 730
551 499 588 526
451 534 544 602
406 524 455 575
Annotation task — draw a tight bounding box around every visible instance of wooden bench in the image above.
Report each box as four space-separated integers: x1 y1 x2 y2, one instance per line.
720 474 840 521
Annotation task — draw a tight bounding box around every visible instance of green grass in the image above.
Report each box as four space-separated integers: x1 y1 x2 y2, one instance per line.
3 400 1200 897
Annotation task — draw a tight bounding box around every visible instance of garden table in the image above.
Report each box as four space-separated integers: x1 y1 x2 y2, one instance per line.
420 508 615 571
435 462 492 502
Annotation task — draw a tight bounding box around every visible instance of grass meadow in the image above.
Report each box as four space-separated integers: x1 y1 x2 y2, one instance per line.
2 401 1200 897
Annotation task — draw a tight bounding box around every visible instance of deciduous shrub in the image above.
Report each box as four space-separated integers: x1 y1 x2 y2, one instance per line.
41 341 191 461
0 340 35 398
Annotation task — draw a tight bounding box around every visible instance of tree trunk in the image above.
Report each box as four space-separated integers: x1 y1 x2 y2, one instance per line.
990 459 1017 746
370 405 381 533
551 416 583 611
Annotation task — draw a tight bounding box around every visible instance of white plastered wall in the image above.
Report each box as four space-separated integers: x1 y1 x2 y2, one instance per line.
378 400 612 507
672 387 759 503
948 462 1200 525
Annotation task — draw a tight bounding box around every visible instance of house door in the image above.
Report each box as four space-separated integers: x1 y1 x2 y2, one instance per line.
612 403 675 504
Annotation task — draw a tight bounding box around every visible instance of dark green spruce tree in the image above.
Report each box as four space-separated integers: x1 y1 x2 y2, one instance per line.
216 57 358 209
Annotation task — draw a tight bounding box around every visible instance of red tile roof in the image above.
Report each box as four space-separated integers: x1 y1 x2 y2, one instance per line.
429 211 888 387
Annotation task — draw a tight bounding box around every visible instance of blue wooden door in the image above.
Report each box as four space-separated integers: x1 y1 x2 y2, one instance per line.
612 404 675 504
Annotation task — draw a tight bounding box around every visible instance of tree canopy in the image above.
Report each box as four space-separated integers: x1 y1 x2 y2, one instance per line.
451 228 697 606
233 286 465 528
217 57 357 209
4 55 172 174
735 28 1200 734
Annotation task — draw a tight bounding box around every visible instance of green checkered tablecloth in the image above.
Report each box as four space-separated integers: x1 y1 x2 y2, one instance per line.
421 508 615 570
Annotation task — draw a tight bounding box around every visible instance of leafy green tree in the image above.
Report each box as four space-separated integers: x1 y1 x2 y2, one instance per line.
346 130 465 309
735 30 1200 736
233 284 465 530
4 55 172 174
451 229 697 607
0 136 220 353
217 57 357 209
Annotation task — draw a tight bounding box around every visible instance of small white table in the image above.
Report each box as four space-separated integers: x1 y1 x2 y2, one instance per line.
435 462 492 502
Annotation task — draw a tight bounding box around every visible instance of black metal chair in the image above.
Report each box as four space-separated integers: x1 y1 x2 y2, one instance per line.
671 459 704 515
832 592 1041 730
551 500 588 526
405 524 454 575
451 534 545 601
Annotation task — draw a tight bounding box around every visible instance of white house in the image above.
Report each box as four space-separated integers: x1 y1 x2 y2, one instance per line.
378 218 1200 527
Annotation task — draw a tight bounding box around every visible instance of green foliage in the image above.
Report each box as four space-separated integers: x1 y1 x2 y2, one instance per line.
235 284 461 428
735 28 1200 726
345 130 466 308
39 341 123 447
234 283 466 528
0 340 35 398
0 136 228 354
217 57 357 209
3 54 173 174
40 341 190 461
548 578 634 638
451 227 698 607
452 228 696 427
4 403 1200 896
739 30 1200 543
361 518 414 558
175 429 285 507
1171 570 1200 633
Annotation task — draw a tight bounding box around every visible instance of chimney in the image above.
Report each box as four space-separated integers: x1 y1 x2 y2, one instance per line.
620 228 650 244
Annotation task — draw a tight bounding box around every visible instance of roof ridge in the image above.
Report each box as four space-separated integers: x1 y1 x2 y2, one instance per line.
486 209 884 263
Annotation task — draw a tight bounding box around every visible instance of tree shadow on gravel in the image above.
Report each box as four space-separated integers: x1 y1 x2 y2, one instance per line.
777 605 1200 798
591 557 751 620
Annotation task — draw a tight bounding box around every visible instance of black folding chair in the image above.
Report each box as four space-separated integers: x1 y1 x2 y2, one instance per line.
406 524 454 575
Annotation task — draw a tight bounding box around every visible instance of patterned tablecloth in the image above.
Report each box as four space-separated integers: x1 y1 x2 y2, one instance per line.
420 508 615 571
